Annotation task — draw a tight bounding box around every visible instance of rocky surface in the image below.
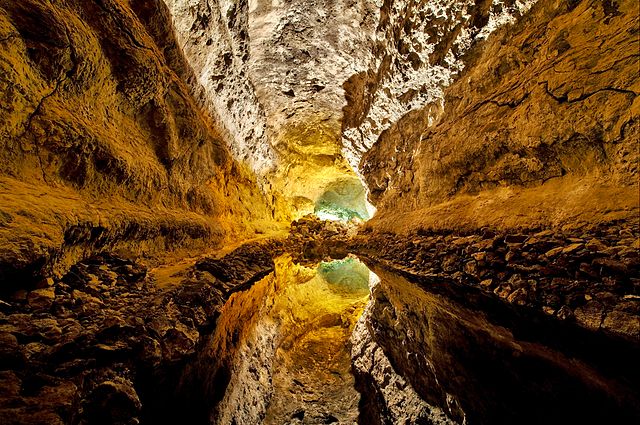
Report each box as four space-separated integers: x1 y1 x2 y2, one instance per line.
342 0 536 175
163 0 276 175
352 223 640 342
0 0 277 289
357 0 638 231
164 0 379 219
0 238 281 424
0 0 638 423
246 0 379 217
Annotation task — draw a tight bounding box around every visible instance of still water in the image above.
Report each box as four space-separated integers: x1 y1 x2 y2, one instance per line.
203 254 640 424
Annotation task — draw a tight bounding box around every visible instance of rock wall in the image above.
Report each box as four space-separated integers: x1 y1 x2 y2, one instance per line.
246 0 380 217
353 0 639 232
164 0 381 219
162 0 277 175
0 0 276 288
341 0 537 178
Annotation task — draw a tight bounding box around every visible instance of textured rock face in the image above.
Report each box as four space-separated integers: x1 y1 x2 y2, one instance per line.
342 0 537 175
355 0 639 231
164 0 381 218
163 0 276 174
0 0 275 286
247 0 379 216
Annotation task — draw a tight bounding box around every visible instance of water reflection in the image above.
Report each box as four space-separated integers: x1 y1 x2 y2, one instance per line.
354 262 640 425
207 254 371 425
317 257 371 296
192 253 639 425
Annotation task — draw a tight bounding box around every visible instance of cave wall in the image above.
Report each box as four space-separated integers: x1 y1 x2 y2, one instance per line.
0 0 276 287
163 0 382 219
162 0 277 175
353 264 640 424
350 0 639 232
341 0 537 177
246 0 381 218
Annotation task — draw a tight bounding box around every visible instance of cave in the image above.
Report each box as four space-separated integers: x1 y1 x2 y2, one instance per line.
314 179 372 222
0 1 638 424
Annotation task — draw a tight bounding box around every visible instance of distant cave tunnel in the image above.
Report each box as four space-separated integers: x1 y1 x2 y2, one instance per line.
314 178 372 221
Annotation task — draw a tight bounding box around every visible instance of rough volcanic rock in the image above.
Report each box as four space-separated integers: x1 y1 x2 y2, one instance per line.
246 0 379 217
0 0 276 289
351 224 640 342
163 0 276 175
0 238 282 424
356 0 638 231
342 0 536 173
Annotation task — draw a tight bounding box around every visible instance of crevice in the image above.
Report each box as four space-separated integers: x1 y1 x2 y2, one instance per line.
539 80 638 104
0 33 18 43
91 0 153 51
18 25 78 183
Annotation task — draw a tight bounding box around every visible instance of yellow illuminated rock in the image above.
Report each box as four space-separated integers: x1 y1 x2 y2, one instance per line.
208 254 371 424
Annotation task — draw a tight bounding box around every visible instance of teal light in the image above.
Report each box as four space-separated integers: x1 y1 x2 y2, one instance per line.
315 201 364 221
314 178 370 222
317 257 370 295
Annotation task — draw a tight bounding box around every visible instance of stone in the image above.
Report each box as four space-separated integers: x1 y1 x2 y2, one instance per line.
602 310 640 340
556 306 573 321
562 243 584 255
0 332 24 369
463 261 479 278
574 301 605 331
542 306 555 315
471 252 486 262
493 285 512 300
71 290 103 307
585 239 607 252
161 325 200 362
544 246 566 259
27 288 55 311
479 279 494 289
35 277 55 289
504 235 528 244
592 258 628 275
505 251 518 262
507 288 528 306
138 336 163 367
0 370 21 398
82 378 142 425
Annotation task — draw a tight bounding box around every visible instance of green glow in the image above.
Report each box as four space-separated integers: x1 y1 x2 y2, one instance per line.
317 257 370 295
314 178 370 222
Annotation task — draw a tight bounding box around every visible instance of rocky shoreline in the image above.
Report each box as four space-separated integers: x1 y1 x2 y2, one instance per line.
0 218 638 423
0 240 282 425
351 223 640 342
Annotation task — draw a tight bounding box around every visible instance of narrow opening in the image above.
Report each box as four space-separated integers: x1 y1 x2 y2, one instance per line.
314 178 371 222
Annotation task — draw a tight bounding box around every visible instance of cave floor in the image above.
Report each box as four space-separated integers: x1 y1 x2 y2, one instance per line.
0 219 638 424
